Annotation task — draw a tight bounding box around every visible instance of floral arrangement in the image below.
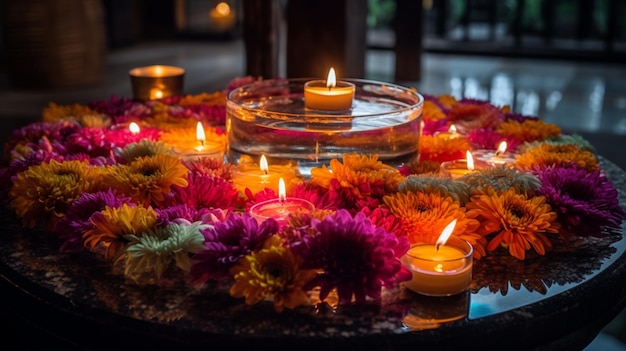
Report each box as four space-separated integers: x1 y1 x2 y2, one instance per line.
1 76 624 313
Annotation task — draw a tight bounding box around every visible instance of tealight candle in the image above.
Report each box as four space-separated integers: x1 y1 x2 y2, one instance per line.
401 220 473 296
249 178 315 227
173 121 225 162
440 150 488 179
472 141 518 166
433 124 465 140
230 155 298 195
304 67 355 111
129 65 185 100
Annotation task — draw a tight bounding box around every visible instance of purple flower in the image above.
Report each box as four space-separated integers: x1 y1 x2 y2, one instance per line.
534 165 626 238
54 189 133 252
190 212 279 284
291 209 411 304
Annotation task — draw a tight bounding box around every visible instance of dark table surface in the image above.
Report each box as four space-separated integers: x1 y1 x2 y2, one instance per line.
1 157 625 351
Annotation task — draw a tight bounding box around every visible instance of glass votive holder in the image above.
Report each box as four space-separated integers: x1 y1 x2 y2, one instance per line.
249 198 315 228
440 159 489 179
472 149 518 166
129 65 185 100
401 236 473 297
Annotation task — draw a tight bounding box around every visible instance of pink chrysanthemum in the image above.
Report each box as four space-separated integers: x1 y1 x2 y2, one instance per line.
290 209 411 304
189 212 279 284
162 173 239 211
445 99 505 134
533 165 626 238
466 128 521 152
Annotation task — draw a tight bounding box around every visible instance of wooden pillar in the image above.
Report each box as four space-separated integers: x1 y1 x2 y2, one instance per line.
242 0 281 79
286 0 366 79
394 0 423 82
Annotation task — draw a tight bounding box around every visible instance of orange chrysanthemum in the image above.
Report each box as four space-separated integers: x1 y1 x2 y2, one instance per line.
310 153 404 194
42 102 101 123
466 188 560 260
104 154 189 206
514 143 599 172
83 203 158 260
9 160 99 229
422 100 447 121
383 191 487 258
496 119 561 144
436 94 457 109
178 91 226 107
445 102 503 134
230 235 317 312
418 134 471 163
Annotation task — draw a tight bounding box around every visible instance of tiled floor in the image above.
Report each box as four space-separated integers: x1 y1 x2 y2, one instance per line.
0 38 625 350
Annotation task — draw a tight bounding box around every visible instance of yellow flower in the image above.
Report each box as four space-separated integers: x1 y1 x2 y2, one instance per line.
422 100 447 121
310 153 404 194
436 94 457 108
104 154 189 206
465 188 560 260
514 143 599 172
41 102 109 127
83 203 158 260
383 191 487 258
178 91 226 106
496 119 561 143
230 235 317 312
9 160 98 229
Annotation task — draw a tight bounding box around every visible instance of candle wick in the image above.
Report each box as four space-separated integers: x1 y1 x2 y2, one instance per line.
494 150 501 157
436 243 441 251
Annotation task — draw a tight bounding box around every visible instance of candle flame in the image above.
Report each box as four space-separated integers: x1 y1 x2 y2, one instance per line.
448 124 457 134
154 90 163 99
215 2 231 16
260 155 269 174
278 177 286 202
466 150 474 170
496 141 507 156
128 122 140 135
326 67 337 89
196 121 206 147
435 219 457 250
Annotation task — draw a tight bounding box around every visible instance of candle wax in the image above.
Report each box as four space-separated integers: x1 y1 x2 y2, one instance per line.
249 198 315 227
402 244 472 296
304 80 355 111
472 149 518 166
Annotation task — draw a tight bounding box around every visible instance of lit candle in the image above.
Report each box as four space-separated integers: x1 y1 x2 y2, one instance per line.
434 124 464 140
172 121 225 161
230 155 298 195
304 67 355 111
401 220 473 296
209 2 236 32
128 65 185 101
249 178 315 227
472 141 518 166
440 150 490 179
129 122 140 135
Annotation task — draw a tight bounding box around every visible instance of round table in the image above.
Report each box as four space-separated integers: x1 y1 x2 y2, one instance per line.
1 158 625 351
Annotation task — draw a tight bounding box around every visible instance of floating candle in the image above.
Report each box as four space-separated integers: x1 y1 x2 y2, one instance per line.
434 124 464 140
304 67 355 111
401 220 473 296
249 178 315 227
230 155 298 195
129 65 185 101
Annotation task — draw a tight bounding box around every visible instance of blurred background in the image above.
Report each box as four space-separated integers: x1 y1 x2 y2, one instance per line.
0 1 625 350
